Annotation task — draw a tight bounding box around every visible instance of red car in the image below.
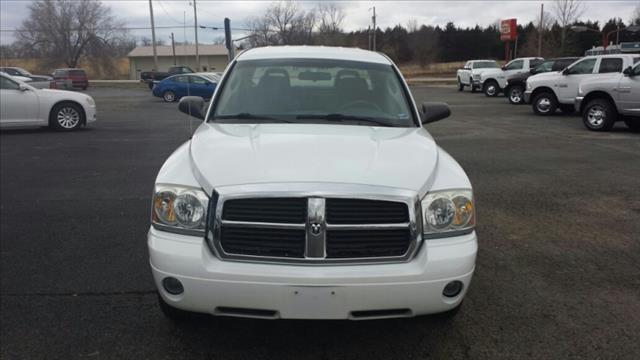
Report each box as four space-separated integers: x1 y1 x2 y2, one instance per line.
51 68 89 90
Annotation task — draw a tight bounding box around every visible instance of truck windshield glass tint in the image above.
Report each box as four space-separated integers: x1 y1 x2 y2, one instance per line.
211 59 415 127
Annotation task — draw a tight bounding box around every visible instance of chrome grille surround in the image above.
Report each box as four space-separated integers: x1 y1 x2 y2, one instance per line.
206 183 422 265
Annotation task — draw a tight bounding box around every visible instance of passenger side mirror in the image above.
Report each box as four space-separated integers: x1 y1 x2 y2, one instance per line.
562 68 570 75
420 102 451 125
18 84 30 92
178 96 205 120
501 66 507 71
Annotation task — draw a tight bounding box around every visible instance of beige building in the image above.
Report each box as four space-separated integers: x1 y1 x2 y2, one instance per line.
127 44 230 79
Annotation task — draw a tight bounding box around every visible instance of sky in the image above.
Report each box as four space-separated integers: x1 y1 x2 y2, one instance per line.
1 0 639 45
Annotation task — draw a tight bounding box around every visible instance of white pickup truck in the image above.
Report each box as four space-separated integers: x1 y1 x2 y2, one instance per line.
525 54 640 116
575 61 640 131
479 57 544 97
456 60 500 92
149 46 477 321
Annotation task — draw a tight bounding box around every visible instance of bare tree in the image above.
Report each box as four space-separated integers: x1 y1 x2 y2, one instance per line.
406 19 419 33
16 0 128 68
318 2 345 34
245 0 317 46
631 4 640 26
553 0 586 52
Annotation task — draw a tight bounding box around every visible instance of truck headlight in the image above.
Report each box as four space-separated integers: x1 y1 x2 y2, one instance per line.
421 189 475 238
472 74 481 80
152 184 209 234
85 96 95 106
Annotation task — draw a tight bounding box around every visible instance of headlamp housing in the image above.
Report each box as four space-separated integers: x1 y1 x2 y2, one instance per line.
421 189 475 238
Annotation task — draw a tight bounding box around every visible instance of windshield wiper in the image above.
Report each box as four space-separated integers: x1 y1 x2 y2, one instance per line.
295 114 394 127
212 113 292 122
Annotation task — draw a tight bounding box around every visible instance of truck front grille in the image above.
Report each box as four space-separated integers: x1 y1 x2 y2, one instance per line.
213 194 417 263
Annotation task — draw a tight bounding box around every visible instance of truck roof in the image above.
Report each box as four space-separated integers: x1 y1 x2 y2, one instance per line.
237 46 392 65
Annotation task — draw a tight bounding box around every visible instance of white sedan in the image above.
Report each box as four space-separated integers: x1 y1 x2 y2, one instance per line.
0 72 96 130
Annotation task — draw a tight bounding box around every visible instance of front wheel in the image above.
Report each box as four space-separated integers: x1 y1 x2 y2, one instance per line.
508 85 525 105
50 102 84 131
483 80 499 97
532 92 558 116
163 90 176 102
582 98 616 131
457 78 464 91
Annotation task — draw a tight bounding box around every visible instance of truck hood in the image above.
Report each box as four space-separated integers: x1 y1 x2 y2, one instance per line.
480 68 505 79
189 123 439 193
527 71 562 85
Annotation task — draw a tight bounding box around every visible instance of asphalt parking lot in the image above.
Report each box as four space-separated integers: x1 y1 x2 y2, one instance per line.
1 85 639 359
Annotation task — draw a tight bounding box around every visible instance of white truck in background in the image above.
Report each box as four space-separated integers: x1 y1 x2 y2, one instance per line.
525 54 640 116
456 60 500 92
479 57 544 97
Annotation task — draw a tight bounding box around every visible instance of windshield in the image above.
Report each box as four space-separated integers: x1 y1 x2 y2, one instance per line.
474 61 499 69
69 70 86 76
15 67 32 76
533 61 554 73
210 59 416 127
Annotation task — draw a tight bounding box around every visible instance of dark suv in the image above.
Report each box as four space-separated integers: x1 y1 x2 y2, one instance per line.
52 68 89 90
504 57 579 104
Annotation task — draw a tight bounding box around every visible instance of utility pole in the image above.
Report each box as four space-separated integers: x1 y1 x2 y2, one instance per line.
372 6 377 51
192 0 199 71
148 0 158 71
367 25 372 50
537 3 543 57
171 33 176 65
224 18 235 61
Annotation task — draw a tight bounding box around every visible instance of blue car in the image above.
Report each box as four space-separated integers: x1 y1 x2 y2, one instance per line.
152 73 218 102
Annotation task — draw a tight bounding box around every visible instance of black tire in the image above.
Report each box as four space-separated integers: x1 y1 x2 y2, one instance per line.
559 104 575 114
148 82 154 90
532 92 558 116
507 85 525 105
582 98 616 131
457 78 464 91
49 102 85 131
483 80 499 97
163 90 176 102
623 117 640 132
157 293 193 322
470 85 478 93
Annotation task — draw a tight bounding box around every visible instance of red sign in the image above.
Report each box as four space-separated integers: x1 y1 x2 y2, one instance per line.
500 19 517 41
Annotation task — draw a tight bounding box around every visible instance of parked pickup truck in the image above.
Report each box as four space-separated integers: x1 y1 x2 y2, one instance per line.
525 54 640 116
140 66 194 89
575 61 640 131
479 57 544 97
149 46 477 322
456 60 500 92
504 57 579 105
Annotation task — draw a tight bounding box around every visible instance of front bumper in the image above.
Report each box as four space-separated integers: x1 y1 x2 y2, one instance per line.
524 91 533 104
85 105 97 124
574 96 584 113
148 227 477 320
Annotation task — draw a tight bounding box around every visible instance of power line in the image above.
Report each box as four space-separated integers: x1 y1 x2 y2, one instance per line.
0 25 248 32
155 0 184 26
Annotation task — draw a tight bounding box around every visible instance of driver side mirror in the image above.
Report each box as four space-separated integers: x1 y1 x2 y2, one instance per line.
623 66 634 76
501 66 507 71
178 96 205 120
562 68 570 75
420 102 451 125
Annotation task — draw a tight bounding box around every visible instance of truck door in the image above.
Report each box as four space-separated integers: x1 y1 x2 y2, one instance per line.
556 58 597 103
617 63 640 115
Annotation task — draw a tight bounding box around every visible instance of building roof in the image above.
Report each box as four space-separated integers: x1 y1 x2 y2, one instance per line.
128 44 228 57
237 46 392 65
